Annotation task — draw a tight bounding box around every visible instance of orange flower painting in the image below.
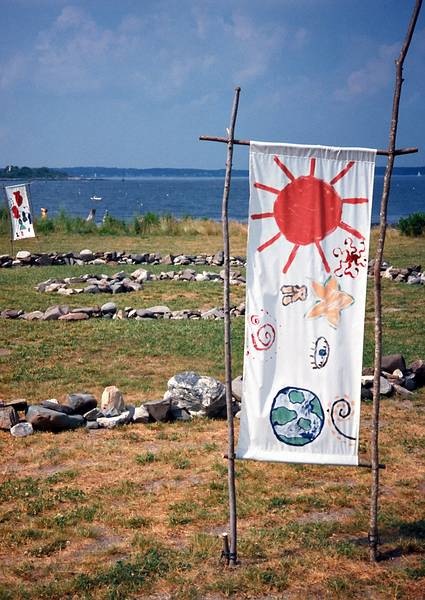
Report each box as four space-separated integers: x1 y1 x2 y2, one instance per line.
306 276 354 328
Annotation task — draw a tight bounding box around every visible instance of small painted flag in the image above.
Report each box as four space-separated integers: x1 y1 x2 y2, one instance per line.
5 184 35 240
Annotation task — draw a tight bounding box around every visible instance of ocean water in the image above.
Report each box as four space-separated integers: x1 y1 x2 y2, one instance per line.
2 174 424 224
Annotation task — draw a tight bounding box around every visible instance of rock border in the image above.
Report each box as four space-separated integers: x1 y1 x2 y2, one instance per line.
2 250 423 285
1 301 246 322
35 267 246 296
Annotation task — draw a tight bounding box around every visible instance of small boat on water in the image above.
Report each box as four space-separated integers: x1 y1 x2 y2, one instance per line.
417 171 422 176
90 195 102 201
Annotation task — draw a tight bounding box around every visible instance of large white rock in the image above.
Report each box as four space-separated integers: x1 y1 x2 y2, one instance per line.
164 371 226 418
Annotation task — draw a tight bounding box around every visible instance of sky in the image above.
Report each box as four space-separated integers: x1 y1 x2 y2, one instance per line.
0 0 424 169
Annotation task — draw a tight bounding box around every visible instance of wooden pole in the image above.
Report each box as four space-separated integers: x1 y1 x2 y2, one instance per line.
199 136 418 157
369 0 422 563
221 86 241 567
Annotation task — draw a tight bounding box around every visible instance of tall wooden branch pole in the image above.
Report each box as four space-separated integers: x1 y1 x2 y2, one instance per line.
369 0 422 563
221 86 241 566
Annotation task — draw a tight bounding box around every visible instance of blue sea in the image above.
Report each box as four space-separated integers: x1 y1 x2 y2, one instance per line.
2 174 424 224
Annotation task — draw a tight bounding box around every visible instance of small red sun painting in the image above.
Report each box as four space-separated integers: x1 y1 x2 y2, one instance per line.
251 156 368 274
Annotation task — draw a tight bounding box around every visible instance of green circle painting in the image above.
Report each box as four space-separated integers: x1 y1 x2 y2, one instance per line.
270 386 324 446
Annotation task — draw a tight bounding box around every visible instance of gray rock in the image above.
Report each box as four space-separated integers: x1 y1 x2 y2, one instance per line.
231 375 243 402
201 308 225 320
59 312 89 321
0 406 19 430
80 249 94 261
212 250 224 265
132 404 150 423
131 268 152 282
64 393 97 414
147 305 171 316
26 406 84 432
84 285 102 294
169 405 192 421
404 373 417 391
410 359 425 385
43 305 69 320
10 422 34 437
41 400 75 415
144 399 171 422
97 411 131 428
101 302 117 314
381 354 406 373
100 386 125 412
3 399 27 412
1 309 23 319
361 376 393 396
84 408 103 421
164 372 226 418
135 308 156 319
71 306 100 316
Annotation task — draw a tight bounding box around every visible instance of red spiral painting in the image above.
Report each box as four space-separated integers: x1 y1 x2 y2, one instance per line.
250 315 276 351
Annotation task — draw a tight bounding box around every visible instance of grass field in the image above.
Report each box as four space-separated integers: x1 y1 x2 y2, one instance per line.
0 225 424 599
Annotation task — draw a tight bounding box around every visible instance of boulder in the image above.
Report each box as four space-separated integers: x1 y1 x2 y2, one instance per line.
361 375 393 396
80 249 94 261
169 405 192 421
16 250 32 262
3 399 27 412
58 312 89 321
144 399 171 422
212 250 224 265
43 305 70 321
97 411 131 429
0 406 19 430
24 311 45 321
135 309 155 318
164 372 226 418
26 406 84 432
131 268 152 282
41 400 75 415
10 422 34 437
84 408 103 421
404 373 417 391
133 404 150 423
100 386 125 412
1 309 23 319
381 354 406 374
231 376 243 402
101 302 117 315
147 305 171 316
410 359 425 385
64 393 97 415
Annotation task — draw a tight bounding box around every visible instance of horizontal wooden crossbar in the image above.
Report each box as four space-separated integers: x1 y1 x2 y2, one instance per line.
224 454 385 469
199 135 418 156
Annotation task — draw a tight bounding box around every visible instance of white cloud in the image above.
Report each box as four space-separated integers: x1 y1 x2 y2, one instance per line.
335 42 399 101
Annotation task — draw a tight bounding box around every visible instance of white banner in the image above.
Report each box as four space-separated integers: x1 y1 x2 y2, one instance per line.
236 142 376 466
5 184 35 241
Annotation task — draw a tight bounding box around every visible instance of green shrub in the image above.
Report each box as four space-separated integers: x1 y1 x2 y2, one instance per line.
398 212 425 236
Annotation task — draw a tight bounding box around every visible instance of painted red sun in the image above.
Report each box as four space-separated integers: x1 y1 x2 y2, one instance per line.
251 156 368 273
